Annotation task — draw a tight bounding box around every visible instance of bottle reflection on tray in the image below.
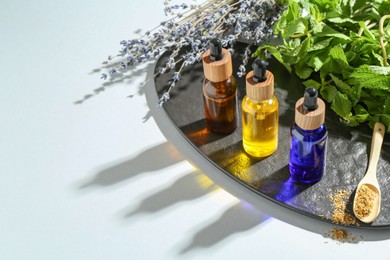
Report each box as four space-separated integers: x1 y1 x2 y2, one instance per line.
289 88 328 184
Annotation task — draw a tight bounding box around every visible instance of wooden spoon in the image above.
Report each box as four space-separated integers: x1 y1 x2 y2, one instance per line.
353 122 385 223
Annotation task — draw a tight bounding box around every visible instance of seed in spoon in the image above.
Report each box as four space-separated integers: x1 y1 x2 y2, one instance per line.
354 184 378 219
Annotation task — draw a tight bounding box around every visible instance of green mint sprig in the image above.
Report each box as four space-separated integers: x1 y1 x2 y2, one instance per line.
255 0 390 132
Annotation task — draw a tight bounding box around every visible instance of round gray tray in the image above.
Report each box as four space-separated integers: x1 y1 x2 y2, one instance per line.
153 43 390 229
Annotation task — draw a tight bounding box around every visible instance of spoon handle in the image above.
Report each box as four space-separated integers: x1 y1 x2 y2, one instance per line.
367 122 385 173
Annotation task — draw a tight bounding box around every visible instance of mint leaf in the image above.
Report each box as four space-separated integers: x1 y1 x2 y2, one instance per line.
309 37 332 52
279 35 312 67
297 34 311 58
359 43 378 54
284 18 308 37
286 0 301 20
295 61 313 79
353 104 369 116
362 65 390 75
311 0 338 12
331 92 352 117
372 51 385 66
369 89 390 97
350 65 390 90
343 115 365 127
316 24 351 42
348 84 362 106
254 45 292 73
320 85 338 102
352 0 367 12
361 90 382 114
329 45 349 68
327 17 357 24
329 73 350 94
320 46 351 79
273 13 287 34
343 104 370 127
303 79 321 89
358 21 376 41
308 55 324 71
283 37 311 65
289 38 301 49
309 4 325 23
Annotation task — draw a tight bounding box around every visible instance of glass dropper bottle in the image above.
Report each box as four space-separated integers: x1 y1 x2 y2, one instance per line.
242 59 278 157
289 88 328 184
202 38 238 134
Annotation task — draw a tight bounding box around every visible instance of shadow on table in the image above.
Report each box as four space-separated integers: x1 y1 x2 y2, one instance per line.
120 169 269 254
79 141 183 188
178 201 270 255
124 170 217 217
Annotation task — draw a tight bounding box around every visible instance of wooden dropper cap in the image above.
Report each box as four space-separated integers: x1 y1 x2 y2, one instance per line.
295 88 326 130
246 59 274 101
202 38 232 82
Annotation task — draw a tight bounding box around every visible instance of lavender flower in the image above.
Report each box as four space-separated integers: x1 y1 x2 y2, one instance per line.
158 91 170 107
102 0 284 105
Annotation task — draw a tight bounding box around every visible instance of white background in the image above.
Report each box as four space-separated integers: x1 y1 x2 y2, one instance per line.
1 0 390 259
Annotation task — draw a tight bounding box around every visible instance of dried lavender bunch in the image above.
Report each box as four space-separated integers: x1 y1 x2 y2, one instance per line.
101 0 284 106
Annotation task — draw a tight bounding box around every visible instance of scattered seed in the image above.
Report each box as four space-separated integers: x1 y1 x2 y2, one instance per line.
329 189 359 226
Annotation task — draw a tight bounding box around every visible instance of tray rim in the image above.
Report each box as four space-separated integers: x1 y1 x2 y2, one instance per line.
150 53 390 231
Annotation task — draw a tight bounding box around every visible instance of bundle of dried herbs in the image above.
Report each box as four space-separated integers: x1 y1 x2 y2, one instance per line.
101 0 284 106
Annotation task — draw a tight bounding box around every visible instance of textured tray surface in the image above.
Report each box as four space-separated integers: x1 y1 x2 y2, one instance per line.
154 44 390 228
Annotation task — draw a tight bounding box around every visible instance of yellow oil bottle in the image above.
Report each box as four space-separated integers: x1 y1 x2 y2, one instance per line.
242 59 278 157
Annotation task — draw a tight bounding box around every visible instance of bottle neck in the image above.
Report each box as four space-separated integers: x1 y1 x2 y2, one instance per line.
247 95 275 103
293 123 327 134
203 77 237 98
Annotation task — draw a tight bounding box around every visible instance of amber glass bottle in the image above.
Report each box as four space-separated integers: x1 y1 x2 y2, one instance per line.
242 59 278 157
202 39 238 134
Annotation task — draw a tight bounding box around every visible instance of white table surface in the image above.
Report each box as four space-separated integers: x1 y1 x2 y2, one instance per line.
1 0 390 259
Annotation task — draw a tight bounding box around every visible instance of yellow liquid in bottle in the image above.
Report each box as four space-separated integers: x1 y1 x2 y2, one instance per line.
242 95 278 157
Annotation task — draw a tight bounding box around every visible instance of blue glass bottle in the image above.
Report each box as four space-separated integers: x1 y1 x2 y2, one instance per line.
289 88 328 184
